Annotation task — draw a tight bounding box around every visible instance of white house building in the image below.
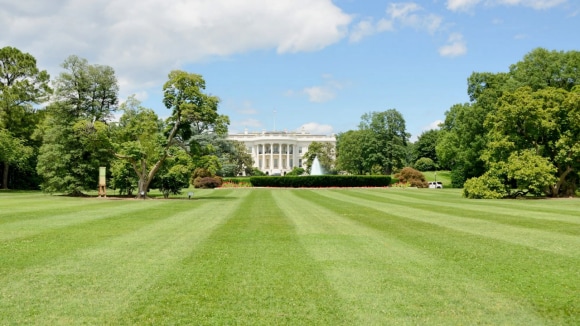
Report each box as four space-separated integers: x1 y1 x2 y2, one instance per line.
227 128 336 175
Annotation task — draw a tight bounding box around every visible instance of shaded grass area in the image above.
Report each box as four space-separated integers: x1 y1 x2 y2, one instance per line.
0 189 578 324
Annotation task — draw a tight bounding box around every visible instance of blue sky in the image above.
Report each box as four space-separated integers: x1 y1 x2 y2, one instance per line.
1 0 578 140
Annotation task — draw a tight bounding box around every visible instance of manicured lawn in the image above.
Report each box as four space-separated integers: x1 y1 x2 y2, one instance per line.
0 189 578 324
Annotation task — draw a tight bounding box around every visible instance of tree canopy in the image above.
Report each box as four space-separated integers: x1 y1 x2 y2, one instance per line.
0 46 51 189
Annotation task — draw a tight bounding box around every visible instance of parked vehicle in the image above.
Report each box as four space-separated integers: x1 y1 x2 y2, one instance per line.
428 181 443 189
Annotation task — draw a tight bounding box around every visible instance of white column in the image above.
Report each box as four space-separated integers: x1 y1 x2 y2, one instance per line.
270 142 273 172
286 143 290 170
278 143 282 170
252 143 257 168
261 143 265 170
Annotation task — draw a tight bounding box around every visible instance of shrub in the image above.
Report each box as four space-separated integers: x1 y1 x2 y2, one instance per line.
193 176 223 189
463 174 506 199
394 167 428 188
414 157 436 171
249 175 391 188
285 167 305 176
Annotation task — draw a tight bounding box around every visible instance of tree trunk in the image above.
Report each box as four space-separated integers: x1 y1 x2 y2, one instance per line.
552 166 573 198
2 162 8 190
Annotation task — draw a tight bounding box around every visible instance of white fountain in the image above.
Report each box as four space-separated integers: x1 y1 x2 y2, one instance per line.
310 156 324 175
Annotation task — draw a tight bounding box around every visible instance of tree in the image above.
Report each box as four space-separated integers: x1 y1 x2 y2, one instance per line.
359 109 409 175
336 130 371 175
113 71 227 199
0 46 51 189
414 157 436 171
483 86 580 196
0 129 33 188
111 96 164 196
302 141 335 174
52 55 118 121
413 129 440 168
151 146 193 198
36 56 117 195
509 48 580 92
223 140 253 176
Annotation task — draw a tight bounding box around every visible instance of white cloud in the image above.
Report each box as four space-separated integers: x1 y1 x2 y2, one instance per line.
348 2 443 43
386 2 443 34
446 0 482 11
236 101 258 115
304 86 337 103
298 122 334 135
447 0 566 11
350 18 377 43
0 0 351 99
424 120 444 131
438 33 467 57
230 118 263 133
497 0 567 9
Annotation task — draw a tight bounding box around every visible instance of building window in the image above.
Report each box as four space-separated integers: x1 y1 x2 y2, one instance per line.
298 159 302 167
289 145 293 154
274 159 278 169
298 146 302 154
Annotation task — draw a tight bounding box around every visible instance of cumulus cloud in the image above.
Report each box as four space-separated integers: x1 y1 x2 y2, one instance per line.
424 119 444 131
236 101 259 115
0 0 351 98
446 0 567 11
298 122 334 135
303 86 337 103
386 2 443 34
307 75 346 103
446 0 482 11
348 2 443 43
438 33 467 57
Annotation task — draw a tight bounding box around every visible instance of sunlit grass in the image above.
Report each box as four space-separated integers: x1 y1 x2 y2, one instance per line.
0 188 578 324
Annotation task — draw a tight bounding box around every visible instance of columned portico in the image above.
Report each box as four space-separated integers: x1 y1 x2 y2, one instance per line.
227 129 336 176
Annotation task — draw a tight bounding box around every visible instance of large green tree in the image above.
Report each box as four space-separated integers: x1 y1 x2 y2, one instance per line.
336 130 371 175
413 129 440 168
359 109 409 175
113 71 227 198
36 55 117 195
0 46 51 189
441 48 580 190
482 86 580 196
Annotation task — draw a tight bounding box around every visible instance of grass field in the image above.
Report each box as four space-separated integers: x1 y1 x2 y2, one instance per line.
1 188 578 324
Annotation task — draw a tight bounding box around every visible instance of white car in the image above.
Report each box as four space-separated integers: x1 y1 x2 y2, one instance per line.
428 181 443 189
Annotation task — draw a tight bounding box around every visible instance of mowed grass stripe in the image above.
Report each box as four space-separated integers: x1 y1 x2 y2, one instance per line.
296 190 579 324
0 196 129 225
274 189 544 325
116 189 347 325
0 189 245 325
0 199 156 241
333 189 580 257
374 188 580 220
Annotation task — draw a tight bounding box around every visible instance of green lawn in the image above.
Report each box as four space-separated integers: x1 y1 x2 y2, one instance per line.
1 189 578 324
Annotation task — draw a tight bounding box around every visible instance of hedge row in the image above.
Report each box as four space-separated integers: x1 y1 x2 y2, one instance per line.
249 175 392 188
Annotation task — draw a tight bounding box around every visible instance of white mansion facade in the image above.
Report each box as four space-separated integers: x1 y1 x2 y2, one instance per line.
227 129 336 175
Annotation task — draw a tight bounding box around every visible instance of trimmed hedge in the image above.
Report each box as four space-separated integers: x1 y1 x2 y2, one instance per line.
249 175 392 188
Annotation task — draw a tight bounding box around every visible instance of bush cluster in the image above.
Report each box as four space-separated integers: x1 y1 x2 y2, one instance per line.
394 167 428 188
249 175 391 188
414 157 436 171
463 174 506 199
193 176 223 189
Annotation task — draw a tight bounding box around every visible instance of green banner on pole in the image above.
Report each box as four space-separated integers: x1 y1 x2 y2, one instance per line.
99 167 106 186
